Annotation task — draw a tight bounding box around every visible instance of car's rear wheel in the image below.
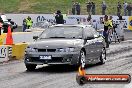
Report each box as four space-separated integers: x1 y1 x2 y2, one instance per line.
121 36 125 41
99 48 106 65
25 64 37 71
76 75 86 85
79 50 86 68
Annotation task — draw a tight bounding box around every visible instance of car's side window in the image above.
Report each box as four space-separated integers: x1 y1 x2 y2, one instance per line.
89 26 100 38
83 27 94 39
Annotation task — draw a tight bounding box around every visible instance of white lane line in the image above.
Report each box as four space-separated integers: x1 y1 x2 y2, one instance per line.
122 40 132 42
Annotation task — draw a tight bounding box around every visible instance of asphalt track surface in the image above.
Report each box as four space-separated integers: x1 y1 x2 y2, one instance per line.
0 31 132 88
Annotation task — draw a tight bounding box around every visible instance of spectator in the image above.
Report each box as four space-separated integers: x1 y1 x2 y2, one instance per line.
72 2 76 15
0 14 8 22
87 14 93 25
130 3 132 16
102 1 107 15
91 2 95 15
2 23 8 33
55 10 64 24
0 18 3 35
103 15 110 48
22 19 27 32
117 2 122 16
86 2 92 15
26 16 33 29
123 2 128 16
8 19 17 32
76 2 81 15
127 3 132 16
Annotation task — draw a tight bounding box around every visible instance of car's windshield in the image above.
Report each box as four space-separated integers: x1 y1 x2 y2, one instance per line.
39 26 83 39
32 21 50 28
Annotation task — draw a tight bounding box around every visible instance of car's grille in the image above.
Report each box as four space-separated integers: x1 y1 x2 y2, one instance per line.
38 49 56 52
31 57 63 63
47 49 56 52
38 49 46 52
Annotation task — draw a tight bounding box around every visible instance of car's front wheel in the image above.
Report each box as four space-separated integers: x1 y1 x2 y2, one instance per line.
99 48 106 65
79 50 86 68
121 36 125 41
25 64 37 71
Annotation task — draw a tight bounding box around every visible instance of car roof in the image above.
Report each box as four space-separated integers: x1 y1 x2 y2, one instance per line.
52 24 92 28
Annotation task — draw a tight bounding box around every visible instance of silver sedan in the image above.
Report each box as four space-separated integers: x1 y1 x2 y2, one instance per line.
24 25 106 71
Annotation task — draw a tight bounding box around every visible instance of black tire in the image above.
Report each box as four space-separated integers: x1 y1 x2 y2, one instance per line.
118 39 120 43
99 48 106 65
121 37 125 41
79 50 86 68
114 34 117 43
76 75 86 85
25 64 37 71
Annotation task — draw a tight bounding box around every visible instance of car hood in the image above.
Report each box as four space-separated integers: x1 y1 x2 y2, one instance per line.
29 39 84 48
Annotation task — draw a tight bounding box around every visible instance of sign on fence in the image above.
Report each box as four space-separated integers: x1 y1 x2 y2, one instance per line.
5 14 130 30
0 45 12 62
128 16 132 30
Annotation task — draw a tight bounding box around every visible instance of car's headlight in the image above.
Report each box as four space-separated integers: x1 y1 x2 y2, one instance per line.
57 47 75 52
65 47 75 52
56 48 65 52
26 47 38 52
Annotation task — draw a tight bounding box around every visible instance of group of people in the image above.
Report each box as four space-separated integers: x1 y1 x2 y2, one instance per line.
116 2 132 16
123 2 132 16
102 1 132 16
22 16 33 32
71 2 81 15
71 1 132 16
102 15 121 48
86 1 96 15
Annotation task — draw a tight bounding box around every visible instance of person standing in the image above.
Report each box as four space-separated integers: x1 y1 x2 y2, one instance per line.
1 14 8 33
117 2 122 16
91 2 95 15
102 15 112 48
131 3 132 16
123 2 128 16
86 14 93 25
22 19 27 32
72 2 76 15
0 18 3 35
26 16 33 29
76 2 81 15
127 3 132 16
0 14 8 22
55 10 64 24
86 2 92 15
102 1 107 15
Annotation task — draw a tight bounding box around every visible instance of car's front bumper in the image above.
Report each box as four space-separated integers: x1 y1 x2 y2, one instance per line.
24 52 80 65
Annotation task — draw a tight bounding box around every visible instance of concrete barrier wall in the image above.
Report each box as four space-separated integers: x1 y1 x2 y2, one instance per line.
0 45 12 62
12 43 28 60
0 31 43 61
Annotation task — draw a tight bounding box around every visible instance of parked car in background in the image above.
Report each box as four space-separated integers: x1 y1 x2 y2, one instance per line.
24 24 106 71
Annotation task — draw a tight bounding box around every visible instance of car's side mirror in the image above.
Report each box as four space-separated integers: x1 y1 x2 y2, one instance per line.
33 36 38 40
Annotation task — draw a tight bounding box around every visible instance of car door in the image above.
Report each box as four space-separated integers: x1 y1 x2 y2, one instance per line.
83 27 96 63
89 26 104 58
